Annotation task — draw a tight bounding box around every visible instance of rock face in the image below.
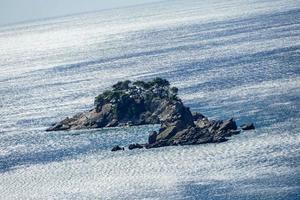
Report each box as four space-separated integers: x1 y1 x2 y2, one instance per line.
148 131 157 145
47 78 248 149
47 78 178 131
148 117 239 148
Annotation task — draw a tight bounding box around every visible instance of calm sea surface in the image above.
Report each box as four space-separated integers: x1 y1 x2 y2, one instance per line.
0 0 299 199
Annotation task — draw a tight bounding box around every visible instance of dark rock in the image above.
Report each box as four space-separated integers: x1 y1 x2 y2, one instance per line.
46 117 71 131
156 125 178 141
111 145 124 151
106 119 118 127
208 120 223 132
47 77 253 150
47 78 181 131
240 123 255 130
218 118 237 132
128 143 144 150
213 136 228 143
148 131 157 144
149 117 240 148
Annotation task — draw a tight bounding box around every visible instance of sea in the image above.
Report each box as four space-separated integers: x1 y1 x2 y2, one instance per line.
0 0 299 199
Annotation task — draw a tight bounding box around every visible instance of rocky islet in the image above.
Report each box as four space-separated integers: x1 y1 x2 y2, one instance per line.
46 78 254 150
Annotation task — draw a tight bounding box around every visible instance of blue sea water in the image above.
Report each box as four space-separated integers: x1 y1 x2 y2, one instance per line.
0 0 299 199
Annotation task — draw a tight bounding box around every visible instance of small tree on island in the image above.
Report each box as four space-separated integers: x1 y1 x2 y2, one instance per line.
112 80 131 91
132 80 151 89
150 77 170 87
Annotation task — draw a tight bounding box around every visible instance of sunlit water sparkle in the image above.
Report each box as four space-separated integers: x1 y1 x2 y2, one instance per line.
0 0 299 199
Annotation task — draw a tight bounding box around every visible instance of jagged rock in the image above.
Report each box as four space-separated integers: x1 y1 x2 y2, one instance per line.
148 131 157 144
156 125 177 141
148 117 239 148
47 78 253 149
218 118 237 132
128 143 144 150
47 78 181 131
106 119 118 127
111 145 124 151
240 123 255 130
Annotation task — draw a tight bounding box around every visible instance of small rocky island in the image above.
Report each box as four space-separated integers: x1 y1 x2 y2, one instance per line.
47 78 254 149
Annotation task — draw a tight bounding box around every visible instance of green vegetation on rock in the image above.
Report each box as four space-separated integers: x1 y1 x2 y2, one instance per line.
47 77 249 150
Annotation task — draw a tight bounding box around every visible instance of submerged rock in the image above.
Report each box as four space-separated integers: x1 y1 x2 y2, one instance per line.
47 78 253 149
111 145 125 151
128 143 144 150
240 123 255 130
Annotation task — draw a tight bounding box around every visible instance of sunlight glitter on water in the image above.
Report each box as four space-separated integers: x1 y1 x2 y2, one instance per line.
0 0 299 199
